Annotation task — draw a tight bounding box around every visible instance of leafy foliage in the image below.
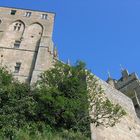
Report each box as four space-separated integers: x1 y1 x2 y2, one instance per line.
0 61 126 139
0 68 36 139
35 61 91 136
87 73 126 127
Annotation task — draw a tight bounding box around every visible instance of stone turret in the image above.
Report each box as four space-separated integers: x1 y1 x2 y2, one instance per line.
106 71 117 88
121 69 129 79
107 68 140 117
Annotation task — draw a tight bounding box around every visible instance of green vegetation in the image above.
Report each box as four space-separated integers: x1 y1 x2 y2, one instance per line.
87 73 126 127
0 62 126 140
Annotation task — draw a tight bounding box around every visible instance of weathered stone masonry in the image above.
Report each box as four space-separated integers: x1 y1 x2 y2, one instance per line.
0 7 57 83
91 79 140 140
107 69 140 117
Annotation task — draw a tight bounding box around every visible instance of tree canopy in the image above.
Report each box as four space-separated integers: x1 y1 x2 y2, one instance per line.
0 61 126 140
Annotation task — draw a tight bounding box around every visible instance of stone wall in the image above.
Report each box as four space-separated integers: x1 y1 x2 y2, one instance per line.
91 79 140 140
0 7 55 83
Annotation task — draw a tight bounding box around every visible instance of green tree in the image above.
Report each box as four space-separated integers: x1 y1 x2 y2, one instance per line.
34 61 91 136
0 61 126 140
34 61 126 137
0 67 36 139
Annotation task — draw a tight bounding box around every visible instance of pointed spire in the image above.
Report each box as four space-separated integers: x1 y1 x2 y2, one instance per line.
107 70 111 78
53 46 58 59
67 59 71 65
106 70 116 87
107 70 113 81
120 64 129 78
120 64 124 71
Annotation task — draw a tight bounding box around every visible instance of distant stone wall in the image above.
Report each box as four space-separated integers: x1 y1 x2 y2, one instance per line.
107 70 140 112
99 79 137 118
91 79 140 140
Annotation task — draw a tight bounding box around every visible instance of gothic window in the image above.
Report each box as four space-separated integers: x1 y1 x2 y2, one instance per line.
41 14 48 20
25 12 31 17
10 10 17 15
8 21 25 32
14 22 22 31
14 40 21 48
14 62 21 73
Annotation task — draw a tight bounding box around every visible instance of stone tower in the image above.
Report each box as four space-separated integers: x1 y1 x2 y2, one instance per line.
107 69 140 117
0 6 57 83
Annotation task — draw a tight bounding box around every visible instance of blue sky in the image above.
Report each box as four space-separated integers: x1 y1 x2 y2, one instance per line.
1 0 140 80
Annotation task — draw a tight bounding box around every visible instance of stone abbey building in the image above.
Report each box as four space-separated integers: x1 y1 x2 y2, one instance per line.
1 6 140 140
107 69 140 117
0 6 57 83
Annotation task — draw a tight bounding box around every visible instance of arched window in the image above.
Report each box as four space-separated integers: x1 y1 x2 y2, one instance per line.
8 20 25 32
14 22 22 31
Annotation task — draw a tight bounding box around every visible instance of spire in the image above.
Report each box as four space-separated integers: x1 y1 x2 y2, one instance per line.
67 59 71 65
106 71 116 87
120 64 124 71
120 64 129 78
53 46 58 59
107 70 114 81
107 70 111 78
107 70 113 82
